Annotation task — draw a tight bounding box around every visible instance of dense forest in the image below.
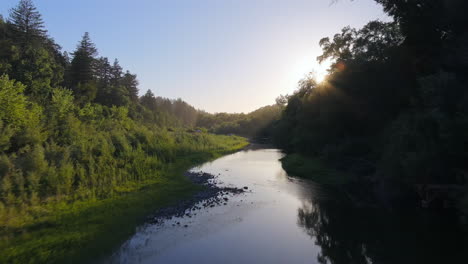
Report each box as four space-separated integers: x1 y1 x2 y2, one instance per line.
272 0 468 209
0 2 250 261
0 0 256 208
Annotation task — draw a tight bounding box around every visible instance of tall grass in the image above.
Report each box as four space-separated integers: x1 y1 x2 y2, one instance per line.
0 127 247 264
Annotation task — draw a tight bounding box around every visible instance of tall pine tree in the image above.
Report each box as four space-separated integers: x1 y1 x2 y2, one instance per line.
9 0 47 45
122 71 139 103
69 32 98 103
6 0 63 102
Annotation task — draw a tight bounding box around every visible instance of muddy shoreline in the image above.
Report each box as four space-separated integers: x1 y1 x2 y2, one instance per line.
146 171 248 225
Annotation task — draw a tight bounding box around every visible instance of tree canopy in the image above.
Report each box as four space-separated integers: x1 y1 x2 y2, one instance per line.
273 0 468 206
9 0 47 43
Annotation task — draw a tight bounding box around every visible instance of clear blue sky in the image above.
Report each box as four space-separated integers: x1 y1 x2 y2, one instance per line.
0 0 390 113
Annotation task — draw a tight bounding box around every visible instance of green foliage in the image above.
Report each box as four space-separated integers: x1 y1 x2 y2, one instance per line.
0 2 250 262
0 158 199 264
0 134 247 263
1 1 65 102
0 46 248 260
0 75 28 127
50 88 75 118
0 72 248 261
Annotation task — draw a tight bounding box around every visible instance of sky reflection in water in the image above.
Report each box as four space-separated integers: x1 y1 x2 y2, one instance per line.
107 148 465 264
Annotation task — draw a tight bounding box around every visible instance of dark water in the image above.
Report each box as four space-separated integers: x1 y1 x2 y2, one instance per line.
106 147 466 264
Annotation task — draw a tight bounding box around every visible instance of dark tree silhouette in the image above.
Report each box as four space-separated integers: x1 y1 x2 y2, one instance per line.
8 0 47 44
122 71 139 103
70 32 98 103
70 32 97 85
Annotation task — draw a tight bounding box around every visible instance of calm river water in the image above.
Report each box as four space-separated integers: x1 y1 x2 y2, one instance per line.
105 146 465 264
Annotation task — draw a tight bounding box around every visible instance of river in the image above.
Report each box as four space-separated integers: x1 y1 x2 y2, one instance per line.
105 146 465 264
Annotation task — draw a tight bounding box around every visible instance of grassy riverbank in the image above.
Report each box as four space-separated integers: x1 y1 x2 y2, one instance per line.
280 154 349 185
0 135 248 264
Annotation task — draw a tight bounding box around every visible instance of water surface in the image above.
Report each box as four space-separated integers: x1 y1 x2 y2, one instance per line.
106 147 465 264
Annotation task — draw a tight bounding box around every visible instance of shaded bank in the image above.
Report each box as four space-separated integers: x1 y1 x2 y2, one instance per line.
280 154 349 185
279 153 449 209
280 153 468 263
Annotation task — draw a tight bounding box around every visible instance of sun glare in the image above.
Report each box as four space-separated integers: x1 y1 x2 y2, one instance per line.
288 57 330 93
313 58 331 84
314 71 327 83
284 55 331 94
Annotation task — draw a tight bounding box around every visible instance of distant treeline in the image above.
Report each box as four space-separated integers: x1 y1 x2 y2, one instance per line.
197 104 283 138
270 0 468 207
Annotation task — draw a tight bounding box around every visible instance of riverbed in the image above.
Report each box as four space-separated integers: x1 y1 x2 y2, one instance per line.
105 146 465 264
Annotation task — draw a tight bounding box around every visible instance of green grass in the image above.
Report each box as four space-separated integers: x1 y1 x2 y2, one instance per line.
0 136 248 264
280 153 349 185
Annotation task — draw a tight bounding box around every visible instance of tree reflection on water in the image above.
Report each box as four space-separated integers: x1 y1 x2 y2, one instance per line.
297 197 466 264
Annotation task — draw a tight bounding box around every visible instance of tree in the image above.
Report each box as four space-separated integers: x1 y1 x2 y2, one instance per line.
0 15 7 38
8 0 47 44
94 57 111 104
122 71 139 103
140 89 157 111
374 0 468 74
275 95 288 106
70 32 98 103
318 21 403 65
0 75 29 127
2 1 64 102
0 16 13 76
70 32 97 84
110 59 122 86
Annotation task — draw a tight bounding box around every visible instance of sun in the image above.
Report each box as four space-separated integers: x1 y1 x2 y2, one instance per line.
289 56 330 87
284 56 332 94
314 71 327 83
311 58 331 84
